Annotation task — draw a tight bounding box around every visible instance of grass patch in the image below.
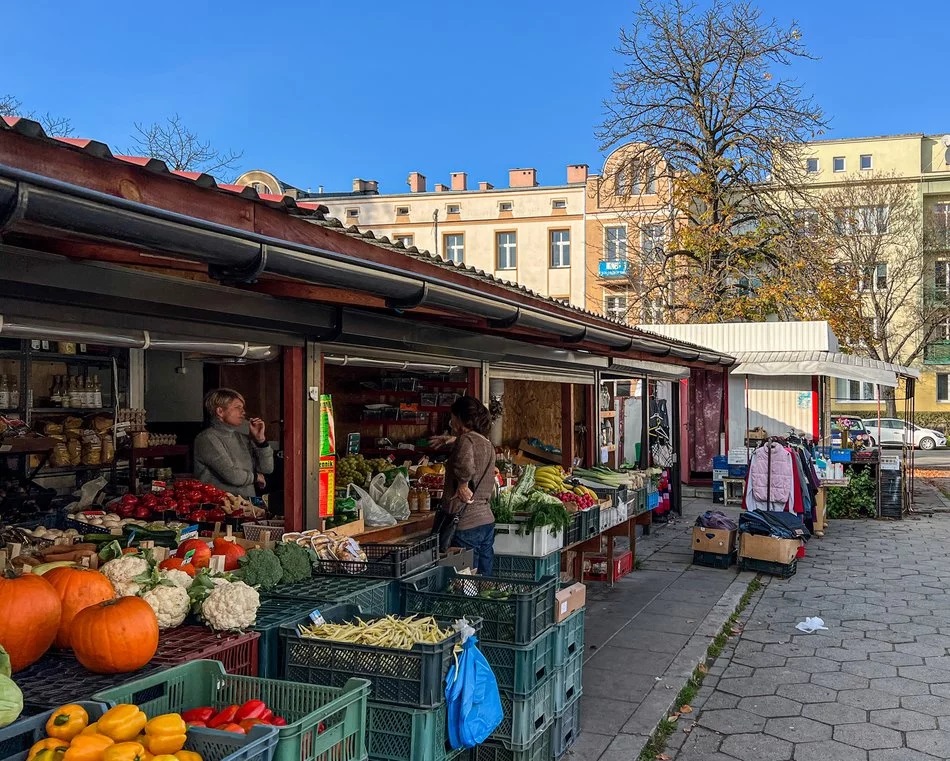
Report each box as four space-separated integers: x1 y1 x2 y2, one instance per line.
636 575 763 761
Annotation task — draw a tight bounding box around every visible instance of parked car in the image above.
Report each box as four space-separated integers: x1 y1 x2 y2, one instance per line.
830 415 873 449
862 418 947 450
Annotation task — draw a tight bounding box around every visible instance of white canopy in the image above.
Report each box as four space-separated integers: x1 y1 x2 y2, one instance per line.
730 351 920 388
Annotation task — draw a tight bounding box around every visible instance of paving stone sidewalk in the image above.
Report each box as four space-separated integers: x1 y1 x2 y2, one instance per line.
667 507 950 761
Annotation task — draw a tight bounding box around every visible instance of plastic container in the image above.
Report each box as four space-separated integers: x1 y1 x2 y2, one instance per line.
551 695 581 759
692 550 736 569
265 575 394 616
562 513 583 547
281 604 482 708
583 550 633 583
737 557 797 578
401 566 556 645
492 678 554 749
152 626 260 676
552 608 585 667
580 506 601 538
480 626 556 696
553 651 583 713
493 523 563 557
311 535 439 578
93 660 369 761
492 551 561 582
472 733 551 761
253 598 326 678
366 701 448 761
0 702 106 760
241 520 286 543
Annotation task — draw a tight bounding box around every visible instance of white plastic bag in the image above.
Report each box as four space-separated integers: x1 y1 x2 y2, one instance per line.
378 473 411 521
347 483 396 527
73 476 109 510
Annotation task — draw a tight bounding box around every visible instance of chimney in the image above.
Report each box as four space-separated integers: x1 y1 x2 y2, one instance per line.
479 181 494 191
567 164 589 184
352 178 379 194
434 183 449 193
509 168 537 188
450 172 468 191
408 172 427 193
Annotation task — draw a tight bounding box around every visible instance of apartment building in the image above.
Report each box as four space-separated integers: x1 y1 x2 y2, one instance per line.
797 134 950 415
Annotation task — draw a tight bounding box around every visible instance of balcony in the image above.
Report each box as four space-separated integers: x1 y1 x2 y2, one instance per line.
598 259 629 278
924 340 950 365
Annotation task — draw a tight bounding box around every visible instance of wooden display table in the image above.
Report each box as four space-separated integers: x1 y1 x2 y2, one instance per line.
356 512 435 543
814 478 850 537
722 477 745 507
563 511 652 585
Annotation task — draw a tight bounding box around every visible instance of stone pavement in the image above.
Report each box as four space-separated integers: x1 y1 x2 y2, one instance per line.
572 498 755 760
667 506 950 761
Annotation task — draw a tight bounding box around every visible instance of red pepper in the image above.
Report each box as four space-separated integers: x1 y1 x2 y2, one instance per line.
271 717 287 727
239 719 265 733
235 701 268 722
208 705 240 729
217 723 246 734
258 709 274 724
318 722 326 734
182 708 215 724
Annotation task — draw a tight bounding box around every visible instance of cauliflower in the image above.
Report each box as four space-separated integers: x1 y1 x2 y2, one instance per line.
200 580 260 631
161 569 194 590
101 555 155 597
142 584 190 629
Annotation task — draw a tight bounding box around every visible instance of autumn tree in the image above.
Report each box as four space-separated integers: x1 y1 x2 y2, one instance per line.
598 0 854 331
0 94 73 136
130 114 242 178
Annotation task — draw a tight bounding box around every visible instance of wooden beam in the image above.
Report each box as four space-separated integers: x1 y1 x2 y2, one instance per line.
282 346 305 532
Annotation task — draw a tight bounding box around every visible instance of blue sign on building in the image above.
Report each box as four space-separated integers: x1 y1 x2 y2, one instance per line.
598 260 628 278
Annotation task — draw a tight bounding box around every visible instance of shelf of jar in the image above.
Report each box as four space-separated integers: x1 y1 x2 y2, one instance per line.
30 407 113 415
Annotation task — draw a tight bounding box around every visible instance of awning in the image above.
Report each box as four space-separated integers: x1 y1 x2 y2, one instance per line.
730 351 920 388
607 357 690 381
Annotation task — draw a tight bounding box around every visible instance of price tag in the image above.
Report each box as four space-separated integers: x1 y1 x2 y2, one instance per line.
182 549 195 564
309 609 326 625
179 524 199 541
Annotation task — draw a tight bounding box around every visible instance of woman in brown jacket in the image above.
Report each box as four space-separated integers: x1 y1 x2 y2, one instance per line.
435 397 497 575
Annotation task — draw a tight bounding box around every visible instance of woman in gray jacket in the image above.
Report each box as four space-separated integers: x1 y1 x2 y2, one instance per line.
193 388 274 498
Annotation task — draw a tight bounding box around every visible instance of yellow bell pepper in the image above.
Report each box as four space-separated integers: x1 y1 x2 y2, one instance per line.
46 704 90 742
62 734 115 761
82 724 100 736
150 756 180 761
28 738 68 761
103 742 149 761
173 752 202 761
32 751 67 761
142 715 187 756
98 706 148 743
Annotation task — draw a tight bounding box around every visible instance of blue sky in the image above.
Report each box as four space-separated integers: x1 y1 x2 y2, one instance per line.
4 1 942 192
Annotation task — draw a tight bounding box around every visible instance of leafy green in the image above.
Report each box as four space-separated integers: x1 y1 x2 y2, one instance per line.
236 548 284 591
274 541 312 584
826 467 876 518
520 491 572 537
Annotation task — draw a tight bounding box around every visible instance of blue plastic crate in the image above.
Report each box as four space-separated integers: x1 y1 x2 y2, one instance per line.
711 455 728 469
647 492 660 510
727 464 748 478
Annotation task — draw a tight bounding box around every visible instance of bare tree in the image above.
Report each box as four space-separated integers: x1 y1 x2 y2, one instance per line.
130 114 242 179
598 0 831 324
0 94 74 136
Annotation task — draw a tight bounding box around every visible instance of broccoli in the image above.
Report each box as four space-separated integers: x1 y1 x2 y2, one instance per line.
237 548 283 591
274 541 313 584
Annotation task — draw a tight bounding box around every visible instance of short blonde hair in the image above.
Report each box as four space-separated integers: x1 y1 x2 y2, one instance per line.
205 388 245 418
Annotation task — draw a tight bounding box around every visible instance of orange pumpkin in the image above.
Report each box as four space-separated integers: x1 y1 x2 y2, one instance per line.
212 539 246 572
158 558 196 577
71 597 159 673
0 573 62 671
175 540 211 569
45 567 117 649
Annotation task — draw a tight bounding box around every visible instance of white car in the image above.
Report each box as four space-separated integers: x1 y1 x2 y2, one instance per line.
862 418 947 450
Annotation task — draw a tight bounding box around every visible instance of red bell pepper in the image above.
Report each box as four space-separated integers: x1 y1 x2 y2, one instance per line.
259 709 274 724
239 719 265 733
182 708 214 723
235 701 268 722
208 705 240 729
217 723 246 734
271 717 287 727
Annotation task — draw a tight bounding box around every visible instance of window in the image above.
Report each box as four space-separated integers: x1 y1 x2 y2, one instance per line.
604 226 627 261
444 233 464 264
837 379 877 401
860 154 873 171
499 201 513 213
858 263 888 292
806 158 820 174
346 208 359 218
496 232 517 270
934 203 950 249
552 199 567 210
645 164 657 194
935 317 950 341
614 166 628 196
446 204 460 215
395 206 410 216
936 260 950 299
604 293 628 321
549 230 571 268
794 208 819 235
835 206 889 235
251 181 273 195
833 156 846 172
640 224 665 263
939 374 950 402
641 297 665 323
394 234 414 247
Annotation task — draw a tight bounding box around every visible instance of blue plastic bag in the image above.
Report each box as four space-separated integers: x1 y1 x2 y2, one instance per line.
446 630 503 749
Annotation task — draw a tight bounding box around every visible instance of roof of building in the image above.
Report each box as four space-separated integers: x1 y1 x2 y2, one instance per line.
731 350 919 387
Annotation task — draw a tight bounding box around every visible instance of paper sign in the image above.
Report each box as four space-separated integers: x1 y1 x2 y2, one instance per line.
309 609 326 625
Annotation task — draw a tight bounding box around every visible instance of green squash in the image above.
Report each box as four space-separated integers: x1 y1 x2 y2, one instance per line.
0 646 23 728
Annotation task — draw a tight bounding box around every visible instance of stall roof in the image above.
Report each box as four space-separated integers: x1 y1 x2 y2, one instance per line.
731 350 920 388
0 116 735 371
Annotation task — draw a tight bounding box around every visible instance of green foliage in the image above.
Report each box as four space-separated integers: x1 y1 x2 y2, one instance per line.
826 467 876 519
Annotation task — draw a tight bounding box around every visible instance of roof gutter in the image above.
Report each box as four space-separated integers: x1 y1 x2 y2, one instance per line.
0 166 732 367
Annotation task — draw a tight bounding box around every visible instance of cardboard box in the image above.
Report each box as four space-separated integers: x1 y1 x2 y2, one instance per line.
692 527 737 555
555 581 587 623
739 533 799 564
439 547 474 572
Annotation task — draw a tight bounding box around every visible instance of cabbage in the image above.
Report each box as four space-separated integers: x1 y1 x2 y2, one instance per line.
0 647 23 728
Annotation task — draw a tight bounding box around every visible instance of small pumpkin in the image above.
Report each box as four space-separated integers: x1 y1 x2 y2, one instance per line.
158 558 195 578
175 540 211 569
70 597 159 674
44 567 116 648
211 539 246 572
0 574 61 672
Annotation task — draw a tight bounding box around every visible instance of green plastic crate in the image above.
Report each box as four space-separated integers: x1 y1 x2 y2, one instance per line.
401 567 555 645
366 701 449 761
553 651 583 714
552 609 585 666
265 575 395 615
551 695 581 759
580 505 601 538
253 598 334 679
492 678 555 750
472 732 551 761
480 627 555 696
92 660 369 761
492 552 561 582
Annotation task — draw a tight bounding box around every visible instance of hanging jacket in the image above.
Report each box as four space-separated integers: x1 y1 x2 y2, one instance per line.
747 442 794 505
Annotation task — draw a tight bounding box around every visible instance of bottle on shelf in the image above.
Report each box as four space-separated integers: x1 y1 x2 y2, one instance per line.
0 375 9 409
50 376 62 407
82 376 93 409
93 375 103 408
9 375 18 408
69 376 83 408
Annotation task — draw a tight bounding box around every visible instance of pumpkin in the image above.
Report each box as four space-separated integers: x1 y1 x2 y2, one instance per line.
211 539 246 572
158 558 195 578
175 540 211 569
70 597 159 674
0 574 61 672
44 567 117 649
